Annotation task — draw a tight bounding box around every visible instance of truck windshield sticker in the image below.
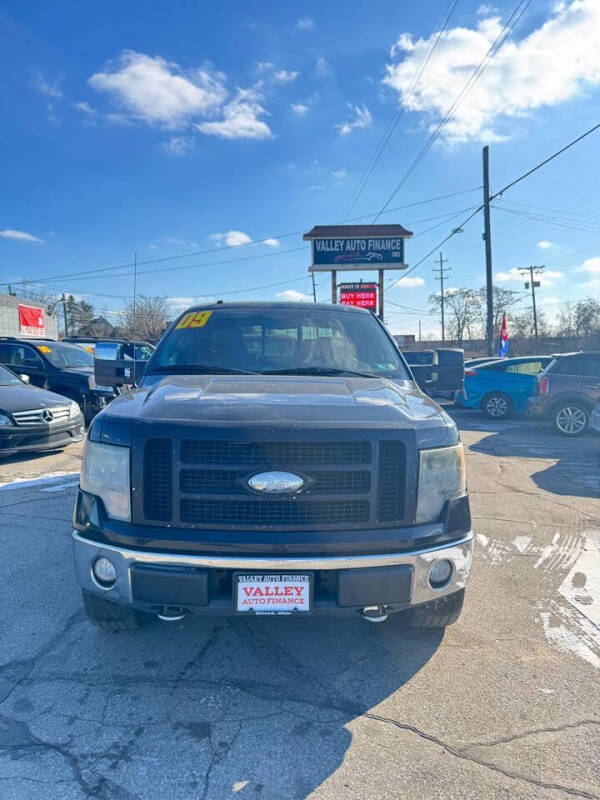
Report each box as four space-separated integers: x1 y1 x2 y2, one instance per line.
176 310 213 329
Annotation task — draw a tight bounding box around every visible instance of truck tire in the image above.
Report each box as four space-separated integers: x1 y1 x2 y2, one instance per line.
82 590 152 632
406 589 465 628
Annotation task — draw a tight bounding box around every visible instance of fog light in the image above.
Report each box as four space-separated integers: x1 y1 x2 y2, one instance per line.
93 557 117 587
429 559 453 588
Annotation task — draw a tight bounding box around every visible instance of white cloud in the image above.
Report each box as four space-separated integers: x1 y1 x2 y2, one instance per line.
536 240 555 249
336 104 372 136
307 184 326 192
296 18 315 31
495 267 563 286
578 257 600 274
263 238 280 247
315 57 331 77
89 51 228 127
32 71 63 99
163 135 194 155
396 277 425 288
291 103 310 115
256 61 275 73
196 88 272 139
0 229 44 243
74 101 96 115
277 289 312 302
384 0 600 143
477 3 498 15
332 168 348 182
169 296 216 314
211 230 252 247
273 69 299 83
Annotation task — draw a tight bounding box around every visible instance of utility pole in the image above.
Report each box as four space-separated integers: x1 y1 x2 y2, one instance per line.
311 273 317 302
61 293 69 337
433 252 450 341
418 319 422 342
483 145 494 356
518 265 544 345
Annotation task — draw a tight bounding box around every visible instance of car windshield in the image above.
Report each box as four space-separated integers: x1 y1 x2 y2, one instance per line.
38 343 94 369
151 307 410 379
0 364 22 386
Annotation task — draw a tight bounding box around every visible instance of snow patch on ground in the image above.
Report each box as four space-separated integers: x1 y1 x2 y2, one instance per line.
0 472 80 491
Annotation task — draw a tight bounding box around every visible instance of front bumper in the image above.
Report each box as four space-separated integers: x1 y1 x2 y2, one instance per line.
73 531 474 618
0 418 84 457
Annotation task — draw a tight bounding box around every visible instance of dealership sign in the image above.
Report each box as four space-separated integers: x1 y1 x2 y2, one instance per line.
18 304 46 336
339 282 377 311
312 236 405 268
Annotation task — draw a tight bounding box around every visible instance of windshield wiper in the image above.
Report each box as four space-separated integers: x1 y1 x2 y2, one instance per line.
152 365 258 375
260 367 381 378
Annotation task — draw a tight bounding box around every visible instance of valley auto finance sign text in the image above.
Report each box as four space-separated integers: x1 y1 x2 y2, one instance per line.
236 574 311 614
312 236 405 267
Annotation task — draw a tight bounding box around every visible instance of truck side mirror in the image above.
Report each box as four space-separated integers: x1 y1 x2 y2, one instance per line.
94 342 132 387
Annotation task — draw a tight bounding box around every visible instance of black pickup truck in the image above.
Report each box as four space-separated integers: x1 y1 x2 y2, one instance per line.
73 302 473 631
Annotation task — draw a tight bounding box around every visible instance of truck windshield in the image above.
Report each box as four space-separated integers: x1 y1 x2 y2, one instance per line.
150 307 409 379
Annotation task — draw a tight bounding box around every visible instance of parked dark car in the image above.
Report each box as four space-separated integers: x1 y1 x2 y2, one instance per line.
457 356 553 419
529 351 600 435
73 302 472 632
0 337 115 422
0 363 84 457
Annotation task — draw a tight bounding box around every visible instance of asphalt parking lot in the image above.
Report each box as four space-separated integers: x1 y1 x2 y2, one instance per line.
0 411 598 799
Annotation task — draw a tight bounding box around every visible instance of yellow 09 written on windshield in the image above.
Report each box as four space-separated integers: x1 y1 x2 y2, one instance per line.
175 311 213 329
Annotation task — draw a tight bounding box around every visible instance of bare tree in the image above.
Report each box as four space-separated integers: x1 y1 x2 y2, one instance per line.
123 295 169 342
573 297 600 336
429 288 482 343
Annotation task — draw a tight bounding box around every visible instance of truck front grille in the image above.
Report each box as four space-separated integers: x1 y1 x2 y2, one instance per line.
139 433 406 530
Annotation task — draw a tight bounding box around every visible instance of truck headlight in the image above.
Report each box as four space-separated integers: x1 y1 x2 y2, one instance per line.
0 412 13 426
416 444 466 524
80 441 131 521
68 400 81 419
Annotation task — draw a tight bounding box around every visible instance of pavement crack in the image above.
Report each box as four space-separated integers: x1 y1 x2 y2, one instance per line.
461 719 600 750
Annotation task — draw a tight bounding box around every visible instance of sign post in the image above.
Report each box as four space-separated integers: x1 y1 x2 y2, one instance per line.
303 224 412 321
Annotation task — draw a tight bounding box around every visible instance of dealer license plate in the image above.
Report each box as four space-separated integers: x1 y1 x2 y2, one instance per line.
234 573 313 615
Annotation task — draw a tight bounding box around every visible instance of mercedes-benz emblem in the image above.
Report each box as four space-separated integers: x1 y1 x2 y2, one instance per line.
41 409 54 423
248 471 304 494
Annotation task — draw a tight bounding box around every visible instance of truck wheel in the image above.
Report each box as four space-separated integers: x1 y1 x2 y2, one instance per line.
82 590 152 632
406 589 465 628
553 402 588 436
482 392 511 420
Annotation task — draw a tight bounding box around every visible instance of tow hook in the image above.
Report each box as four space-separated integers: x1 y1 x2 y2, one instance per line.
157 606 185 622
362 605 388 623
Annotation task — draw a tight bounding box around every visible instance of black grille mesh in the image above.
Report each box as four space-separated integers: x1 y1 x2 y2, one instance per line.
377 441 404 522
143 438 172 521
180 440 371 465
180 499 369 525
180 469 370 495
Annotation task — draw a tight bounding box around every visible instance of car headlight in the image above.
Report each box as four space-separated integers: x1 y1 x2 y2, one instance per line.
68 400 81 419
416 444 466 524
0 412 13 427
80 440 131 521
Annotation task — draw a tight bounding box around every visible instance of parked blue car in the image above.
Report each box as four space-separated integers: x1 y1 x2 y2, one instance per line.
456 356 553 419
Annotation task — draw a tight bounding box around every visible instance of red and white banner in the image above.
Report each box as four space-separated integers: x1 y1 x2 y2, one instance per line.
18 304 46 336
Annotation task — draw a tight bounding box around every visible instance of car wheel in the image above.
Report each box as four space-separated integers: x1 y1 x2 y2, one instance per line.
553 403 589 436
483 392 511 420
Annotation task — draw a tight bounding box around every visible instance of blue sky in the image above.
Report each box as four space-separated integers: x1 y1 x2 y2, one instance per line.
1 0 599 334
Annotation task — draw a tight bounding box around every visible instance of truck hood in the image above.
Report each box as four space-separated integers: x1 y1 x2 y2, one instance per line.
98 375 458 448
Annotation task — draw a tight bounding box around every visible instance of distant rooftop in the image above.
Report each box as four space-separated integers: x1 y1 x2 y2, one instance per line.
303 224 413 240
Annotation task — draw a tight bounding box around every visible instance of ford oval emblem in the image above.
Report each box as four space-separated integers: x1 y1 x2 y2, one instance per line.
248 471 304 494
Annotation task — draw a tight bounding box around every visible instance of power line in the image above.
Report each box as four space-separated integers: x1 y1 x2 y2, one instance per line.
373 0 531 222
341 0 460 221
0 188 481 288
